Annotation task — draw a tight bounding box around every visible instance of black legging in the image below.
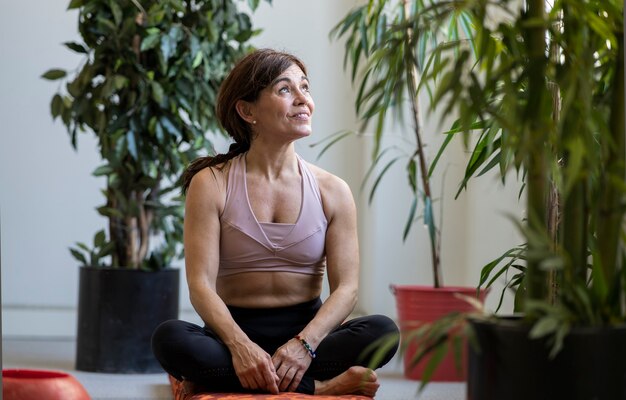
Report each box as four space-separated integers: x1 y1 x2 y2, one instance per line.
151 298 399 394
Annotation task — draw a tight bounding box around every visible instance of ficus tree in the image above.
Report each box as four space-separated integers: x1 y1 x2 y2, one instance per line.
43 0 271 270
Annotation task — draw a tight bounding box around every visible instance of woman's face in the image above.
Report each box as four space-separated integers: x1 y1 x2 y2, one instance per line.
247 64 315 142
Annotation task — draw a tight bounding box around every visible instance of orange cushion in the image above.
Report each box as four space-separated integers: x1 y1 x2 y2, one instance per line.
169 375 372 400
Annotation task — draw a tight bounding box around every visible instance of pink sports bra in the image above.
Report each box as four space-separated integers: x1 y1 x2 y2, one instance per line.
218 153 328 277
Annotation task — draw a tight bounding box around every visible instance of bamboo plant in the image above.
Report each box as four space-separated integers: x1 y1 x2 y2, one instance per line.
42 0 270 270
330 0 477 288
425 0 624 350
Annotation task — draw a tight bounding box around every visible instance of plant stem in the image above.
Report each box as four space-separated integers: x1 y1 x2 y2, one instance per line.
126 214 139 269
524 0 549 302
403 0 442 288
560 4 590 286
546 11 562 304
109 192 124 267
137 191 150 263
596 33 625 291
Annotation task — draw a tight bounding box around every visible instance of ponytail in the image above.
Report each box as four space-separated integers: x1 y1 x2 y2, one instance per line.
181 140 250 194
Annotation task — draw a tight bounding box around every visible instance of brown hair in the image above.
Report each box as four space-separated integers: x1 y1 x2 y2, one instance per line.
181 49 307 193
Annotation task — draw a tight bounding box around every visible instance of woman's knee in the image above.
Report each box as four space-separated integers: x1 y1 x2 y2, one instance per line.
368 314 399 337
151 320 194 358
364 315 400 366
152 320 184 344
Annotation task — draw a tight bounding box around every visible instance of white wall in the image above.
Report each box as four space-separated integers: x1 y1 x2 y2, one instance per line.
1 0 522 338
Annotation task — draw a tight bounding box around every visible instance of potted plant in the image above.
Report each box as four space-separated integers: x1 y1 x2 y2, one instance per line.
330 0 487 382
42 0 270 373
411 0 625 398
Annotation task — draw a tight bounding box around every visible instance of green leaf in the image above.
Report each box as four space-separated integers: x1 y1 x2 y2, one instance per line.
112 75 128 90
141 34 160 51
93 165 114 176
41 69 67 80
311 130 353 160
160 34 175 63
96 16 117 34
67 0 84 10
94 230 106 248
109 0 122 26
424 196 436 244
360 147 396 194
151 81 165 105
76 242 91 253
369 157 400 204
97 206 124 218
160 116 182 139
418 343 448 392
362 332 401 370
247 0 261 11
235 28 254 43
63 41 88 54
191 51 203 69
69 248 88 265
155 121 165 143
169 0 185 13
407 159 417 193
529 316 559 339
51 94 64 119
126 130 138 159
403 196 418 241
101 75 128 98
97 241 115 258
562 137 585 199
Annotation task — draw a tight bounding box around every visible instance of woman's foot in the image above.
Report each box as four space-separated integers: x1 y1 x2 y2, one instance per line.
314 366 380 397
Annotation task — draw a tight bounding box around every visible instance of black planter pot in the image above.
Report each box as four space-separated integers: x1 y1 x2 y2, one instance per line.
468 317 626 400
76 267 179 373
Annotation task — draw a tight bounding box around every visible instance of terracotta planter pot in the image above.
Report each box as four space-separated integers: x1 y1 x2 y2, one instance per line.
2 369 90 400
392 285 487 382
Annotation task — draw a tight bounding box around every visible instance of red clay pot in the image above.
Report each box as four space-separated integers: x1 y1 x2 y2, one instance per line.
2 369 90 400
392 285 487 382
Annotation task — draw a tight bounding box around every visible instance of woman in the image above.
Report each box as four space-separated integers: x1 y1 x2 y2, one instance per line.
152 49 399 397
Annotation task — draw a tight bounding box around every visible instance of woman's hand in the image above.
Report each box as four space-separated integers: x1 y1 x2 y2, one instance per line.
272 338 313 392
230 341 279 394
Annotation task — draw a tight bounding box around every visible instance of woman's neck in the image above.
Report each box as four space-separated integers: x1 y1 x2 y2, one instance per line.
245 142 298 181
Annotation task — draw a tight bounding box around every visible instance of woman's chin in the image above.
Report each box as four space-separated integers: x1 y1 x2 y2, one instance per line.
292 128 313 139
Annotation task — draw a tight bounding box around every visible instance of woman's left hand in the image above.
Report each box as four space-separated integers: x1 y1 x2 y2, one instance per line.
271 338 313 392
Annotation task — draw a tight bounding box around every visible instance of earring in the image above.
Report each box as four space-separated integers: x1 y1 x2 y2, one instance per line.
252 120 257 125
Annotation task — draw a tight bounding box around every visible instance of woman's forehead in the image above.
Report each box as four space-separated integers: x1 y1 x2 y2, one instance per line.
271 64 307 83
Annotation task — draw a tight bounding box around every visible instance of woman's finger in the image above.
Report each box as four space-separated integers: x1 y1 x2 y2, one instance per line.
287 369 305 392
262 363 279 394
279 367 297 392
238 375 253 390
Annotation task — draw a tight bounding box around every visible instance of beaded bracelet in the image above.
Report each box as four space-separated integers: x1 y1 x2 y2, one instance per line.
295 335 316 359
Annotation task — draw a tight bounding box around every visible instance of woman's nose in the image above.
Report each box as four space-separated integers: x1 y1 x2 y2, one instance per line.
293 89 308 105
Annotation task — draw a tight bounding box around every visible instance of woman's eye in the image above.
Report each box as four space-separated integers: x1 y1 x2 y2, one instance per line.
302 85 310 92
279 87 290 94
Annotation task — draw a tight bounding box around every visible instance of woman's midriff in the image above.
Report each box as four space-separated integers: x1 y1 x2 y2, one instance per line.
216 271 324 308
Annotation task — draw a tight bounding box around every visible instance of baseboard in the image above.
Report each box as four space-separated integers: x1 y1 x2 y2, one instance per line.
2 305 202 338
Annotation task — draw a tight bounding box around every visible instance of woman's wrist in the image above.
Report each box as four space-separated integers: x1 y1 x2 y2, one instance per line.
294 335 317 359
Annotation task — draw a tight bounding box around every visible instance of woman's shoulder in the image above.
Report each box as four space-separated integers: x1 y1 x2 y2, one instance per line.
187 160 232 198
303 161 353 202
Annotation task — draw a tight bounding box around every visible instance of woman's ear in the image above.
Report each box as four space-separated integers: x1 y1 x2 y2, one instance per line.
235 100 255 124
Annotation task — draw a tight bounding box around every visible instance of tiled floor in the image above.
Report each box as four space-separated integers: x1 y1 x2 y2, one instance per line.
2 337 465 399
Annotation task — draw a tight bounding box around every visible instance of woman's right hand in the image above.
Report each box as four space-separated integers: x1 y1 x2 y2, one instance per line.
230 341 280 394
